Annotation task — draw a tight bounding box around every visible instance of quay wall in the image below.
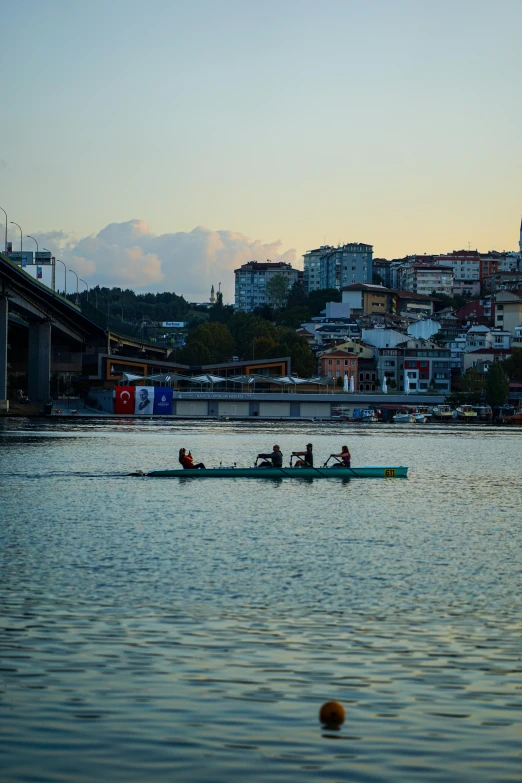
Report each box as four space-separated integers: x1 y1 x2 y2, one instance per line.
87 390 446 420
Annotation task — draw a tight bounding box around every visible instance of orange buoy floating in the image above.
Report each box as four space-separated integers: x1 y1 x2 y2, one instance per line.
319 701 345 726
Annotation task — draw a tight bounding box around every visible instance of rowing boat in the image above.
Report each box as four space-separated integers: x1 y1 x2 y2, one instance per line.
146 465 408 479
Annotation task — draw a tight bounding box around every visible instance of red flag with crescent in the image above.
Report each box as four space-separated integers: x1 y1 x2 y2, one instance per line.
114 386 136 414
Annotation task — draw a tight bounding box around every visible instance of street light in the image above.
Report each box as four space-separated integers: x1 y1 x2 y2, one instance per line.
27 235 39 257
0 207 7 254
68 268 79 304
54 258 67 295
79 279 89 301
42 248 56 291
10 221 22 265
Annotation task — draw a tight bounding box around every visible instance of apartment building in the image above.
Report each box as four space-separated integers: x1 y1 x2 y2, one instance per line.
234 261 299 312
399 262 453 296
302 246 333 293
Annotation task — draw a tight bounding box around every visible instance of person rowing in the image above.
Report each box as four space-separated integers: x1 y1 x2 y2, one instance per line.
256 444 283 468
330 445 351 468
179 447 206 470
292 443 313 467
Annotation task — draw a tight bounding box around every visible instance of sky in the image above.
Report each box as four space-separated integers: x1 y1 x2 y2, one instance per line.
2 0 521 301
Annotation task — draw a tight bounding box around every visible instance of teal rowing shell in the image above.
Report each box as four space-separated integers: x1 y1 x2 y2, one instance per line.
146 466 408 479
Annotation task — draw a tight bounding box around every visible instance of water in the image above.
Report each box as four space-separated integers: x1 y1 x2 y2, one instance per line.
1 418 521 782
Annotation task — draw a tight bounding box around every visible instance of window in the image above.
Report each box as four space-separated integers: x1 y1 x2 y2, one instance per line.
328 359 332 366
344 359 348 365
336 370 340 377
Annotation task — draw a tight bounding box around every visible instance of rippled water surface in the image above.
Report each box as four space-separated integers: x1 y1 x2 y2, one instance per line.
1 418 521 782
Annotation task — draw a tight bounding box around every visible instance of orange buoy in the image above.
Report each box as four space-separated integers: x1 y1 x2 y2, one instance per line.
319 701 345 726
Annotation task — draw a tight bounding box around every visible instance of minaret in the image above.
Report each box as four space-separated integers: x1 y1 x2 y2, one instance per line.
210 284 216 304
519 217 522 256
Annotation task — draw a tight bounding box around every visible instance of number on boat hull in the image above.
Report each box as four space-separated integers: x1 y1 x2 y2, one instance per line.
384 468 396 477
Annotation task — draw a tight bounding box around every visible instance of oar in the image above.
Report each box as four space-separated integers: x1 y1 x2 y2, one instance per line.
323 454 361 479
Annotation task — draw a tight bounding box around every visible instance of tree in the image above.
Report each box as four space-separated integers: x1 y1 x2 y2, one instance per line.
179 322 235 365
307 288 341 317
485 361 509 407
266 274 290 310
209 291 235 325
503 348 522 381
287 281 307 308
274 327 316 376
458 367 485 397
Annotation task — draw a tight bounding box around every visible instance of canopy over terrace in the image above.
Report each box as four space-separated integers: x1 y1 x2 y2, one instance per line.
120 372 336 392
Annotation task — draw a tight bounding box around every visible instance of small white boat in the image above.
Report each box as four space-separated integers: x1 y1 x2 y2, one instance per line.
393 412 416 423
456 405 478 419
414 413 427 423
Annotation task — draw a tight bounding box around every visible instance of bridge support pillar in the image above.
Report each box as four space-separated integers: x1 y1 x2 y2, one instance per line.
0 296 7 402
28 320 51 404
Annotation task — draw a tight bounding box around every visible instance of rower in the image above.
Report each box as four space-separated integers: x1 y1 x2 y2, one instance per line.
256 445 283 468
179 448 206 470
292 443 313 467
330 445 351 468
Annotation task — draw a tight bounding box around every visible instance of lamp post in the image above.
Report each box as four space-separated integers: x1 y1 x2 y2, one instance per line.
54 258 67 295
27 235 39 256
10 221 22 265
79 279 89 301
68 268 79 304
0 207 7 254
42 248 56 291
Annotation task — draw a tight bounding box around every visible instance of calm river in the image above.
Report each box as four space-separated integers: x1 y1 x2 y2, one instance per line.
0 418 521 782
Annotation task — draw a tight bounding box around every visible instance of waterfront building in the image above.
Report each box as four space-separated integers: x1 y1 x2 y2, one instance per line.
318 349 359 386
376 339 451 393
234 261 299 312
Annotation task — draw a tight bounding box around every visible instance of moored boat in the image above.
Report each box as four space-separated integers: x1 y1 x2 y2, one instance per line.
146 465 408 479
393 413 416 423
471 404 492 420
498 405 522 424
456 405 478 420
432 405 454 420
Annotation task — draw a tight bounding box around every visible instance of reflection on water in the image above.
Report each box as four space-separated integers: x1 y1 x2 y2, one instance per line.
1 419 521 782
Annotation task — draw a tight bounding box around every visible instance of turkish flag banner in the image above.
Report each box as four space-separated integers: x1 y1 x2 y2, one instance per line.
114 386 136 414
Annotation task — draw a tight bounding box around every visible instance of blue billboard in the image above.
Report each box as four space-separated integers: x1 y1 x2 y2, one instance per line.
153 387 173 415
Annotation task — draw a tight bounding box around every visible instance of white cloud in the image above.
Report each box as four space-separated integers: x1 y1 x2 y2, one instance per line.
29 220 297 302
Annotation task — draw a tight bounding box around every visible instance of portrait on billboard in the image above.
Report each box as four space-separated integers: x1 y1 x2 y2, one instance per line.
134 386 155 414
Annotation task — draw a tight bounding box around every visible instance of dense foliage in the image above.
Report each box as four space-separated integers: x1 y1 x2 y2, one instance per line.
179 313 316 375
74 287 191 323
485 362 509 407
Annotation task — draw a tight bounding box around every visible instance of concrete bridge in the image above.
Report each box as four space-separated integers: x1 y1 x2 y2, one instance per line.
0 253 105 408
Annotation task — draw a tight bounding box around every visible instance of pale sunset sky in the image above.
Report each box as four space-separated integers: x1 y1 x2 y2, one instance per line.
2 0 521 300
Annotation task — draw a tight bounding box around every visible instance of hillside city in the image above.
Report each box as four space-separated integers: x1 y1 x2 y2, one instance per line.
2 218 522 411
